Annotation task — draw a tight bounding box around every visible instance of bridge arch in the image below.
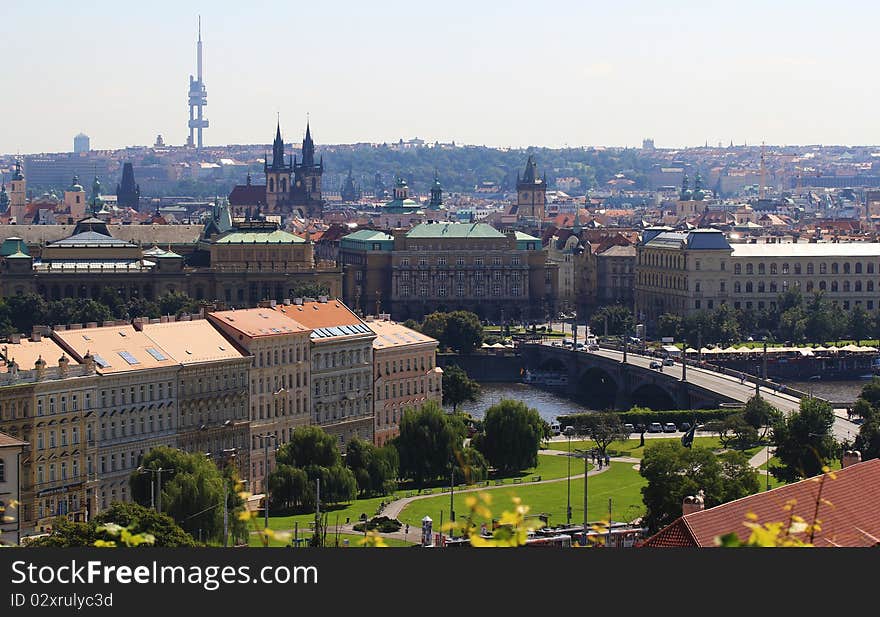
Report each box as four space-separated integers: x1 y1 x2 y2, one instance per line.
576 367 618 410
539 357 566 372
631 383 677 410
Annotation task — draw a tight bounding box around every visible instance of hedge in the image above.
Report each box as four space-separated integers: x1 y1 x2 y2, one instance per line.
558 408 741 430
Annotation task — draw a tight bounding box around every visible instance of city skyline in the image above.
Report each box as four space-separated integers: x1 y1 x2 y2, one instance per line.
3 1 880 154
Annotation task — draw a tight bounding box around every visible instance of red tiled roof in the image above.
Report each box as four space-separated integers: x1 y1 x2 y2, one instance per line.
643 459 880 547
229 184 267 206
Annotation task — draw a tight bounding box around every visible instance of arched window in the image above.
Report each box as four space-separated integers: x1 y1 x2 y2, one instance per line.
769 282 777 293
819 281 826 291
758 263 765 275
832 263 839 274
844 263 851 274
820 263 827 274
869 281 875 292
856 262 863 274
794 263 801 275
807 263 814 274
806 281 814 292
269 178 275 192
734 282 741 293
843 281 850 292
855 281 862 292
747 263 754 275
869 263 875 274
757 282 765 293
831 281 838 292
734 264 741 275
746 282 753 293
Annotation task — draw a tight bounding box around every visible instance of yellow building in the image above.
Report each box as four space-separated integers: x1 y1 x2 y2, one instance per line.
366 317 442 446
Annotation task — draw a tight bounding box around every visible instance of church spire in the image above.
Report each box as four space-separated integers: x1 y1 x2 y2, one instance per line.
271 120 285 169
302 120 315 167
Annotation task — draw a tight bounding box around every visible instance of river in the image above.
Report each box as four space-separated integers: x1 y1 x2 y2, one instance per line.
450 378 869 422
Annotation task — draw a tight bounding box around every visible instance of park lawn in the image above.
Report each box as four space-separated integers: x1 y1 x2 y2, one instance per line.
547 436 725 458
247 532 413 548
265 454 583 531
396 462 647 529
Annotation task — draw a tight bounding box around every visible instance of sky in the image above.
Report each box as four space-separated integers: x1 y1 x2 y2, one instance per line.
2 0 878 154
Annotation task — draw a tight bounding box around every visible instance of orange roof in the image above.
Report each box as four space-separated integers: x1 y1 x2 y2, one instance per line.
643 459 880 547
273 300 372 340
0 430 27 448
207 308 310 339
141 320 248 364
53 324 178 374
367 319 437 350
0 336 70 372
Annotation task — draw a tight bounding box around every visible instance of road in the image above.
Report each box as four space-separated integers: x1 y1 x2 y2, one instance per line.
546 343 859 442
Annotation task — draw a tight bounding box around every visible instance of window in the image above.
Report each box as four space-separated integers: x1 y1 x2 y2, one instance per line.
456 257 464 266
0 459 4 482
746 263 753 275
695 282 701 292
734 282 741 293
844 263 851 274
734 264 741 275
770 263 777 275
758 263 765 275
438 257 447 266
807 263 814 274
832 263 839 274
820 263 827 274
695 260 701 271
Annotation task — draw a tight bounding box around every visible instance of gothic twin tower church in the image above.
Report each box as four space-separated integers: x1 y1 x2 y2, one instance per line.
228 120 324 219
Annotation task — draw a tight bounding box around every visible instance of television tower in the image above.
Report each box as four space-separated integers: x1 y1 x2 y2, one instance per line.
187 17 208 149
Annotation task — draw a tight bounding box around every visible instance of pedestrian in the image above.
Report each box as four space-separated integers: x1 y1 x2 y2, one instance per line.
405 524 409 537
605 453 610 467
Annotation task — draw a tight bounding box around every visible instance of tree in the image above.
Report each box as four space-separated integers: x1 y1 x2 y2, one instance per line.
420 312 448 346
345 437 399 497
711 304 741 345
28 503 195 547
472 399 544 473
717 413 760 451
589 304 633 336
443 310 484 354
656 313 683 340
288 281 330 299
126 298 161 319
572 412 629 455
130 447 245 542
394 401 467 486
849 306 873 345
442 364 480 412
271 426 357 510
771 397 838 483
854 415 880 462
158 291 200 316
742 394 782 440
640 442 759 532
858 378 880 408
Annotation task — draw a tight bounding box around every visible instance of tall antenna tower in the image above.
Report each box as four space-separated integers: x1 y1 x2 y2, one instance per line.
758 141 766 200
187 16 209 149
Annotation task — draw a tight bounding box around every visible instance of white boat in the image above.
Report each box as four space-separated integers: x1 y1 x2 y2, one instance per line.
523 370 569 387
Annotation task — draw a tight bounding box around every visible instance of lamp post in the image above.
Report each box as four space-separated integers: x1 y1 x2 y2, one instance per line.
262 433 277 530
573 448 589 546
137 466 174 514
564 426 575 526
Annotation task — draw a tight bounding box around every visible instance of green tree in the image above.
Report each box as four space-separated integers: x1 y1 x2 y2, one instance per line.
0 293 47 334
288 282 331 299
854 415 880 462
443 310 484 354
126 298 161 319
771 397 838 483
420 312 448 345
345 437 399 497
270 426 357 510
472 399 544 473
656 313 683 340
778 306 807 342
571 412 629 455
640 442 759 532
742 394 782 440
849 305 873 345
589 304 633 336
130 447 245 542
442 364 480 412
394 401 467 486
29 503 195 547
711 304 741 345
158 291 200 316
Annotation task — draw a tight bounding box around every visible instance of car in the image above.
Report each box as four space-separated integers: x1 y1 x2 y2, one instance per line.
575 342 585 350
663 422 677 433
623 423 635 434
587 343 600 351
680 422 692 433
647 422 663 433
634 423 646 433
663 358 675 366
649 360 663 369
549 421 561 436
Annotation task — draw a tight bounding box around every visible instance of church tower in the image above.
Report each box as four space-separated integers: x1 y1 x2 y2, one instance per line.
264 121 293 212
428 170 444 210
64 176 87 220
116 162 141 210
515 155 546 220
9 159 27 223
292 121 324 217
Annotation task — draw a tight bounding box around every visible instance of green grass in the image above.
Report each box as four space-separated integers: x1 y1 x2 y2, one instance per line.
246 532 414 548
264 454 580 531
546 436 764 460
396 462 647 528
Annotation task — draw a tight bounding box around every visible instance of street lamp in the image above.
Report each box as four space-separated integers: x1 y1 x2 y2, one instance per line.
262 433 278 531
136 466 174 514
573 448 590 546
564 425 575 526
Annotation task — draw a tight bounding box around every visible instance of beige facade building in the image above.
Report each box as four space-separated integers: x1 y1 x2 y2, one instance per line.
52 323 180 515
0 430 27 545
635 228 880 329
366 317 442 446
273 299 375 450
138 319 251 480
207 308 311 494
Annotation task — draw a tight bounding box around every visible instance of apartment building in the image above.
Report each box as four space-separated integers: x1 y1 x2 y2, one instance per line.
366 317 442 446
0 430 27 545
207 308 311 493
273 299 375 449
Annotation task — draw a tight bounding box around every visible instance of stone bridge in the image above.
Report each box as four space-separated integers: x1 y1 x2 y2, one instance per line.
520 342 808 412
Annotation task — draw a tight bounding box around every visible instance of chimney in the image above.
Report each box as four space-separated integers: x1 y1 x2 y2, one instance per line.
133 317 145 332
294 297 303 305
10 333 20 344
318 295 328 303
86 322 98 329
842 450 862 468
682 491 705 516
34 355 47 381
283 299 291 306
83 352 96 375
58 354 70 378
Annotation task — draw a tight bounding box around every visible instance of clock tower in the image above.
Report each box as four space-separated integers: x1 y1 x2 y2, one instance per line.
516 155 546 221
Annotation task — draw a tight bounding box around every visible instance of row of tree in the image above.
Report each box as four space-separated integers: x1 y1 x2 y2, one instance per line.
407 310 484 354
656 290 880 346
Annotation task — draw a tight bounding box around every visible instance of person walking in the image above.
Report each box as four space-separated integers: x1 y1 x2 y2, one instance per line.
605 453 610 468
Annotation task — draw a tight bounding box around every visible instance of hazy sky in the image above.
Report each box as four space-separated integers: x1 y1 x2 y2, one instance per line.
2 0 878 154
